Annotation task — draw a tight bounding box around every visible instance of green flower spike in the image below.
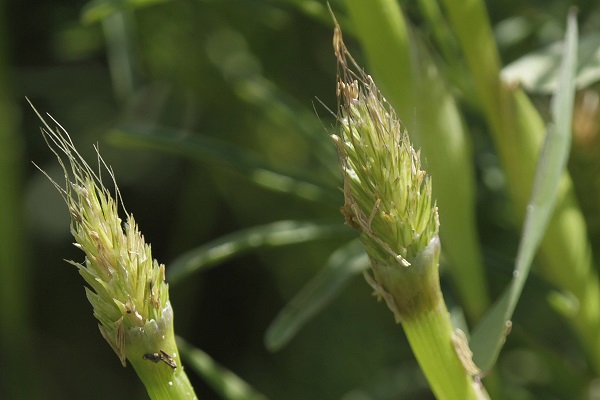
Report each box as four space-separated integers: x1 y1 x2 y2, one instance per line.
331 24 487 400
32 104 197 400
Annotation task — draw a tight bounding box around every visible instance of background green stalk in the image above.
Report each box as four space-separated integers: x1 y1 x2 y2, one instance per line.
439 0 600 373
0 1 38 397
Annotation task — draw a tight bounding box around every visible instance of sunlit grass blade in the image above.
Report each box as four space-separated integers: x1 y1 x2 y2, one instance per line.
177 336 268 400
264 240 368 351
471 11 578 372
168 220 355 284
502 31 600 94
107 127 340 203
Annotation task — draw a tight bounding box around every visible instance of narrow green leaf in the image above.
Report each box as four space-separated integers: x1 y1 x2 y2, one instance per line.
177 337 268 400
107 127 340 203
265 240 368 351
168 220 354 284
502 31 600 93
204 25 339 182
221 76 340 183
471 11 578 372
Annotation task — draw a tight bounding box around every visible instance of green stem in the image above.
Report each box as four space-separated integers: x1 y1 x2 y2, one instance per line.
437 0 502 116
130 355 197 400
402 301 483 400
125 303 198 400
367 239 486 399
415 0 459 64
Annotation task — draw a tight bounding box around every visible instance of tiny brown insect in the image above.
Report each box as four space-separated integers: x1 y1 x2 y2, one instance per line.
142 349 177 369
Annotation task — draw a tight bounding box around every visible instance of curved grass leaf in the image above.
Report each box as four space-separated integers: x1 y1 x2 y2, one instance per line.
265 239 368 351
204 27 339 182
107 127 340 203
471 11 578 373
167 220 354 284
177 336 268 400
219 75 340 184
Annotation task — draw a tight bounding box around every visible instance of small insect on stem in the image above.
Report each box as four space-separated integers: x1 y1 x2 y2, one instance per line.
142 349 177 369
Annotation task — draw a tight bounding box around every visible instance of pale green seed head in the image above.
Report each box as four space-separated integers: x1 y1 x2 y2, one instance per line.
34 108 171 366
332 28 439 269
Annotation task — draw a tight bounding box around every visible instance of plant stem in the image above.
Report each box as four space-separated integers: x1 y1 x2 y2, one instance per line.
402 301 482 400
130 350 197 400
365 238 486 400
131 358 197 400
125 303 197 400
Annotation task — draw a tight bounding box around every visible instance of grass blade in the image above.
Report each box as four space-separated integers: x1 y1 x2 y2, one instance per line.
264 240 368 351
107 127 340 203
168 220 354 284
216 75 340 183
502 31 600 94
204 26 340 182
177 337 268 400
471 11 578 372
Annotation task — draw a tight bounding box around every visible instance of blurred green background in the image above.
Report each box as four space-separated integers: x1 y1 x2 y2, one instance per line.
2 0 600 399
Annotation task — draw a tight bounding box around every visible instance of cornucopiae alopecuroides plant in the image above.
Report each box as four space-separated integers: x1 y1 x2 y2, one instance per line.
32 103 197 400
330 22 487 400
